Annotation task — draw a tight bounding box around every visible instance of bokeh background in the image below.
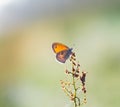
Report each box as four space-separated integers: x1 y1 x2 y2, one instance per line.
0 0 120 107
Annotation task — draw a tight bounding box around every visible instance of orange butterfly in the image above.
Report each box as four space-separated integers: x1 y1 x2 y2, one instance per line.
52 42 73 63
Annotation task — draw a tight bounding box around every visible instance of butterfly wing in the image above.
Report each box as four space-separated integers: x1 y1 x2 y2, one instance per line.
56 49 72 63
52 42 69 53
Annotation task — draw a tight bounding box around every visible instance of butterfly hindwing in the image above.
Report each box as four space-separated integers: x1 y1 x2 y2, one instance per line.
56 49 72 63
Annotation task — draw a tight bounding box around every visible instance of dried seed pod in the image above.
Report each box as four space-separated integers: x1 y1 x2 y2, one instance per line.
72 61 76 66
70 93 75 101
70 58 72 62
80 72 86 84
77 63 80 67
76 68 80 73
65 69 72 74
73 73 79 78
72 67 75 72
74 57 76 61
65 69 69 74
82 86 86 93
83 97 87 103
76 70 79 73
72 52 76 57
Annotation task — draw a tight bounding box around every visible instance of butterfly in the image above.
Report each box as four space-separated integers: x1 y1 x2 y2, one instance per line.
52 42 73 63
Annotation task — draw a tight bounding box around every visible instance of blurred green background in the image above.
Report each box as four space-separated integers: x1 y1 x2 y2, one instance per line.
0 0 120 107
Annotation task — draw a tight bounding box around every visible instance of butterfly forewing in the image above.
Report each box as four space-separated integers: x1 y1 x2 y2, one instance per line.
52 42 69 53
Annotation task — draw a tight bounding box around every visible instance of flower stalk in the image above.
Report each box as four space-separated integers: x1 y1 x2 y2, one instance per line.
60 52 87 107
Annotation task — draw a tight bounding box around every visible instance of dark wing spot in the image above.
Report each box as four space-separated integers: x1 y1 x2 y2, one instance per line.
54 45 57 48
60 51 64 55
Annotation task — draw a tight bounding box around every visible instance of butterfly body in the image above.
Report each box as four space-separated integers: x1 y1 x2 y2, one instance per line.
52 42 73 63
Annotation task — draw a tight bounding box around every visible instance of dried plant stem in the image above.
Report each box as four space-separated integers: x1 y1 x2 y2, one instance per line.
72 74 77 107
60 52 87 107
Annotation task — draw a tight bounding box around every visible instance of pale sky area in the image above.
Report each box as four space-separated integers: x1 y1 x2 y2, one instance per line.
0 0 120 35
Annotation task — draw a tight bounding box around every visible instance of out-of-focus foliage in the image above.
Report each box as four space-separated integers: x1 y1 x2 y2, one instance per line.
0 0 120 107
